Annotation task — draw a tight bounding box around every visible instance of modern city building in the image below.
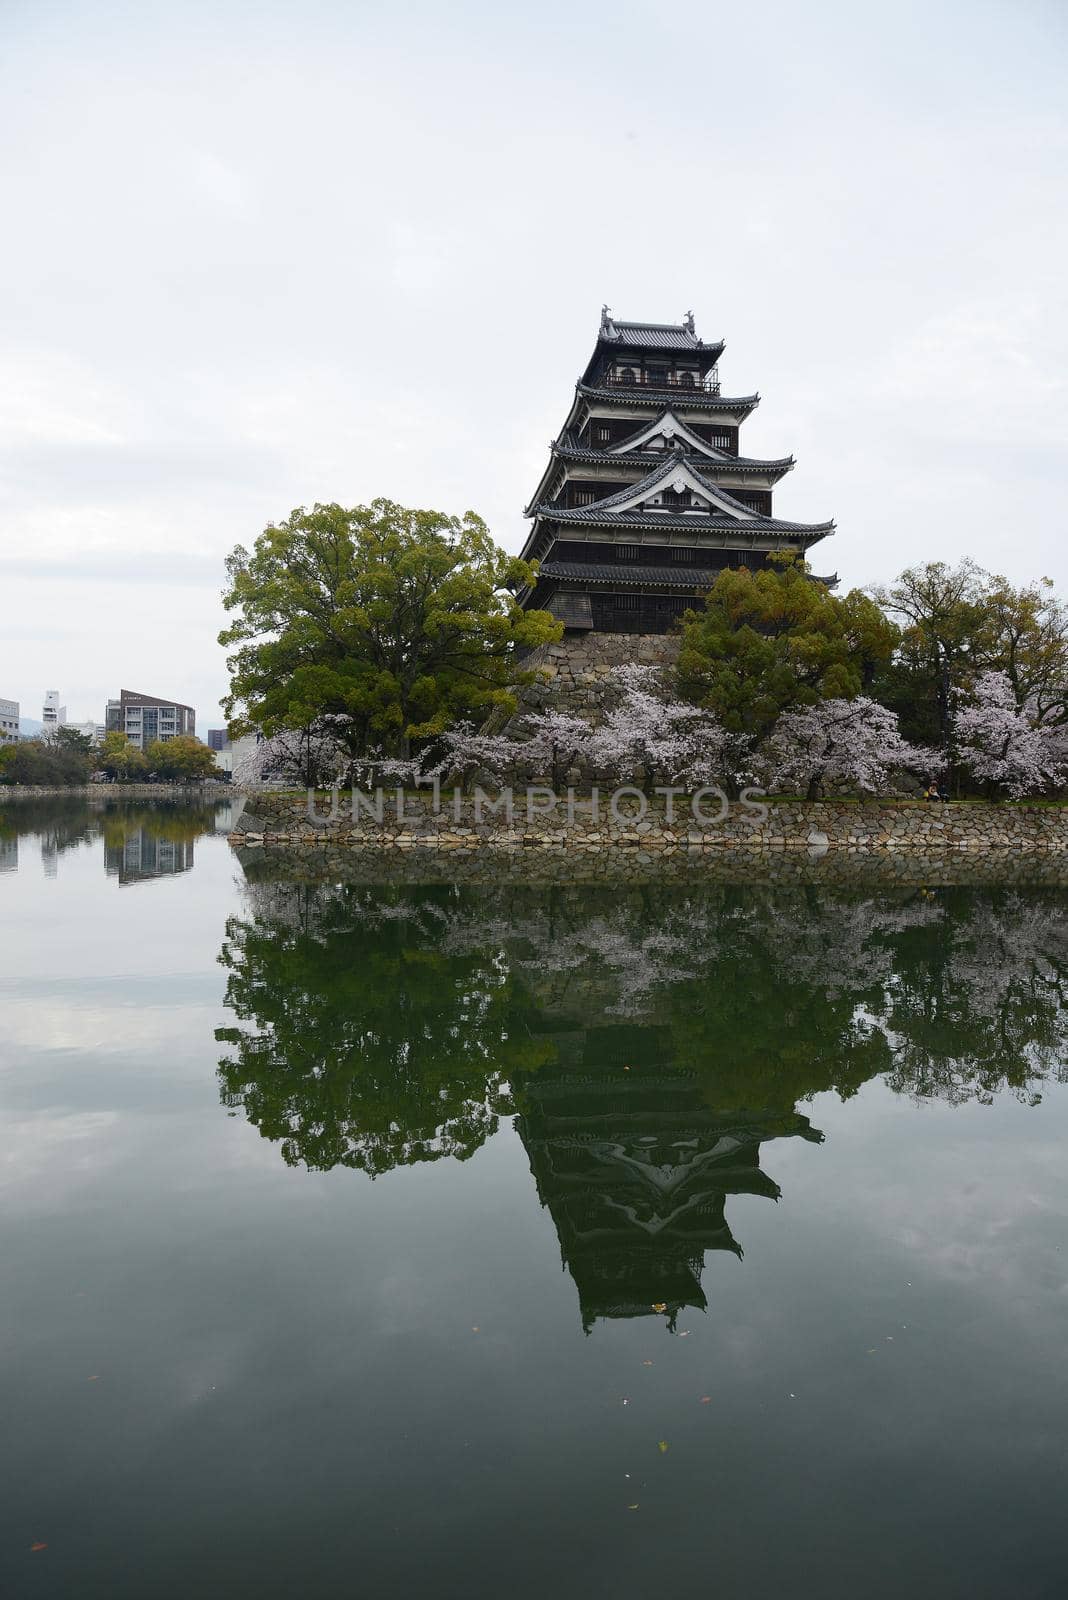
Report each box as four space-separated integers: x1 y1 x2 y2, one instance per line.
42 690 67 734
207 729 229 751
0 697 19 743
105 690 195 749
212 733 258 777
68 721 105 743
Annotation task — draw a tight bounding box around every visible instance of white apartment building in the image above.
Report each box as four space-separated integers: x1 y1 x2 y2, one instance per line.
0 697 18 743
42 690 67 733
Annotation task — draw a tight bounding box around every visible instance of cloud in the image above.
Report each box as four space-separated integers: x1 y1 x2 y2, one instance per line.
0 0 1064 729
0 551 223 585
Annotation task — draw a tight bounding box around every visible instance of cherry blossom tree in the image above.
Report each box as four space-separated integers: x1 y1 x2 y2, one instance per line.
585 664 743 787
954 671 1066 798
232 726 343 788
419 722 530 785
761 697 929 799
375 665 743 791
244 664 746 794
513 709 593 788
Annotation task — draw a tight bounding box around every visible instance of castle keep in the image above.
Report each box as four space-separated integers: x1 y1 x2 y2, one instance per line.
518 309 836 635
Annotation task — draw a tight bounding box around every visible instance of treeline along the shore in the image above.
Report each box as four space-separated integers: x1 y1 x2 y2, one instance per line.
216 501 1068 802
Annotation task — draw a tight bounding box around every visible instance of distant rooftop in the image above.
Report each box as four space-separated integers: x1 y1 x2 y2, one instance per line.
114 689 195 713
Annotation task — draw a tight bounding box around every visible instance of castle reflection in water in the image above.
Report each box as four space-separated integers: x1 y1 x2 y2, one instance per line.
518 1046 820 1330
216 871 1068 1331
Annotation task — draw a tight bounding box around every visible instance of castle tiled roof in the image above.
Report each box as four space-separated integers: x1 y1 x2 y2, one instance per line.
552 437 794 476
578 382 759 415
538 561 841 591
532 451 832 537
539 508 833 537
600 315 721 357
539 561 727 588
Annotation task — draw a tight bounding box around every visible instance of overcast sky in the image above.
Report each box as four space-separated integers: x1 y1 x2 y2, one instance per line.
1 0 1065 730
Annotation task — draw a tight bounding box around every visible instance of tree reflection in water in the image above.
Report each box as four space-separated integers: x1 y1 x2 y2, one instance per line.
216 876 1068 1325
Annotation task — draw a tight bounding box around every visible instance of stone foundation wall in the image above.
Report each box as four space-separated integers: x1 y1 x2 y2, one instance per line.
231 794 1068 876
510 631 682 718
0 784 226 801
235 843 1068 888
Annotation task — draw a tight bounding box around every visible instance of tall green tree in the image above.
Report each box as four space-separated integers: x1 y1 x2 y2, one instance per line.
872 563 1068 753
872 561 993 752
219 500 560 758
53 725 95 758
145 734 218 781
98 731 149 782
0 736 93 786
677 554 897 740
979 573 1068 725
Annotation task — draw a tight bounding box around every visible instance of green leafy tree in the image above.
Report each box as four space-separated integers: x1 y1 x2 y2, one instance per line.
219 499 561 758
873 562 1068 766
677 554 897 741
0 736 93 786
871 561 991 753
98 731 149 782
53 725 95 758
145 734 218 781
978 574 1068 727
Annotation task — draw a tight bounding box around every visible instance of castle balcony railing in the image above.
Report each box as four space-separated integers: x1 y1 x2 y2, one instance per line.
602 367 721 396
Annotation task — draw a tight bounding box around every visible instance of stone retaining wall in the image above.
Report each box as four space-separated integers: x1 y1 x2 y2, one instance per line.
508 631 682 718
231 793 1068 872
236 841 1068 888
0 784 226 801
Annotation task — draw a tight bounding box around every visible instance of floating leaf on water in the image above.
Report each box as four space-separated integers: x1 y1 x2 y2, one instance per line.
31 1543 47 1553
642 1360 653 1367
657 1440 669 1453
651 1303 667 1313
628 1504 639 1511
678 1331 690 1338
700 1396 712 1404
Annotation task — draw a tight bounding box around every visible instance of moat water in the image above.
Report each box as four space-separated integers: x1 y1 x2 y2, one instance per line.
2 798 1067 1598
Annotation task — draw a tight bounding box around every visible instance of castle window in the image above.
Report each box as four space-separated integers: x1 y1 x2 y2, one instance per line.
573 489 596 506
595 426 611 443
671 546 694 562
616 544 639 561
710 434 730 448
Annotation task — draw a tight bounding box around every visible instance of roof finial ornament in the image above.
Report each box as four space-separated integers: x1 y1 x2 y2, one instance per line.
600 304 612 335
683 309 695 335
